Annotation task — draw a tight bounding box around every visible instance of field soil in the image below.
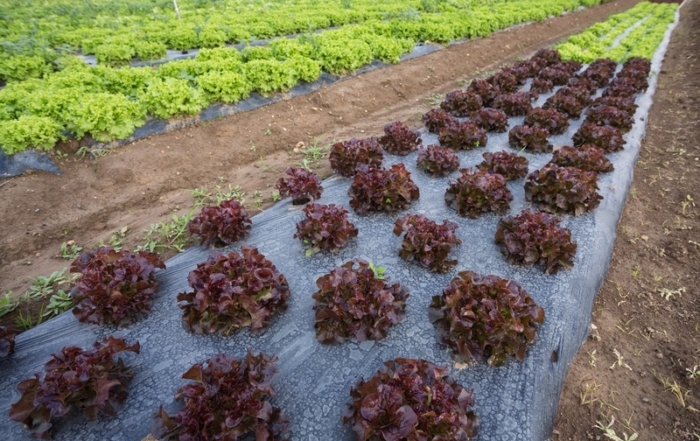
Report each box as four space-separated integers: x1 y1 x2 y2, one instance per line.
1 0 698 438
553 0 700 439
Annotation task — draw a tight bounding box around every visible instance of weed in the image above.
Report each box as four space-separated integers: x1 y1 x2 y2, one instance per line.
43 290 75 318
580 381 599 405
249 141 256 152
658 286 685 301
58 240 82 260
589 350 597 368
610 349 632 371
252 190 264 209
264 128 272 135
595 416 638 441
368 261 386 280
426 93 445 107
687 366 699 380
76 146 108 159
681 194 694 216
271 190 281 202
98 226 128 251
652 370 695 409
631 265 641 279
15 307 45 330
136 211 195 253
192 184 245 207
0 291 17 317
21 268 69 301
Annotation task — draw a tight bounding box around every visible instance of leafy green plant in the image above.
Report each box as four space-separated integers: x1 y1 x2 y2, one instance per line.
67 92 146 141
430 270 545 365
43 290 75 318
137 212 195 253
313 259 409 344
0 292 18 317
344 358 478 440
59 241 83 260
143 78 208 119
0 115 64 155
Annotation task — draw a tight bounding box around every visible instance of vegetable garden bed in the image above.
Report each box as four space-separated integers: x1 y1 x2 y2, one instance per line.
0 3 682 438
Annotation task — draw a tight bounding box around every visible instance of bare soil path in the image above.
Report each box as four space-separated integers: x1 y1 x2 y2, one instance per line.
554 0 700 439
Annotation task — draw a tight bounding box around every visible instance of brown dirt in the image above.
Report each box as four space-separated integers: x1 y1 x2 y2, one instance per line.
3 0 698 438
553 0 700 439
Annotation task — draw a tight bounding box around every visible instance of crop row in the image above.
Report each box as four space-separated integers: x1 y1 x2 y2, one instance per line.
0 0 606 79
557 1 678 63
0 0 609 156
1 45 655 439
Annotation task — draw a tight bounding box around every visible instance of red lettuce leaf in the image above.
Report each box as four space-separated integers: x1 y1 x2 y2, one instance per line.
429 271 545 366
438 121 488 150
445 168 512 218
572 122 625 153
348 164 420 215
393 213 461 273
70 247 165 326
525 163 602 215
416 144 460 177
440 90 483 117
422 108 456 134
177 246 290 335
472 108 508 133
344 358 478 440
312 259 409 344
550 145 614 173
276 167 323 204
508 125 552 153
294 203 358 254
329 137 384 177
0 325 15 357
492 92 533 117
188 198 252 247
152 350 289 441
523 107 570 135
9 336 140 439
495 209 577 274
379 122 422 156
478 150 529 181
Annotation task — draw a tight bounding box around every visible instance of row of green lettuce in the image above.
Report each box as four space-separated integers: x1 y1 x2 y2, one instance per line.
0 0 607 80
0 0 607 155
556 1 678 63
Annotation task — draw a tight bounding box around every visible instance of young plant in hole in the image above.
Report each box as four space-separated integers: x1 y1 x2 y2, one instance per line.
329 137 384 177
421 108 456 134
438 121 487 150
478 150 529 181
378 121 422 156
543 94 584 119
495 209 577 274
9 337 140 439
584 105 634 133
530 77 554 94
348 164 420 215
492 92 532 117
152 351 289 441
416 144 460 177
573 123 625 153
344 358 478 440
70 247 165 326
472 108 508 133
439 90 483 117
275 167 323 204
508 125 552 153
524 107 570 135
294 203 358 256
537 66 571 86
312 259 409 344
550 145 614 173
0 325 15 357
188 199 252 247
467 78 498 106
393 213 461 273
554 85 593 107
429 270 545 366
487 70 519 93
177 246 289 336
525 163 603 215
445 168 512 218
